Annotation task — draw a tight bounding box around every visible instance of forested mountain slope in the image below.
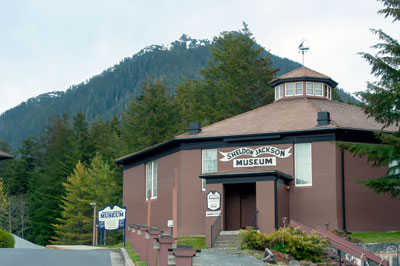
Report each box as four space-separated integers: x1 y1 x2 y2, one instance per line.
0 35 353 149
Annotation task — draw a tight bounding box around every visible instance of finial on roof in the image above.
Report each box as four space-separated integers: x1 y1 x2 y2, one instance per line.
298 39 309 67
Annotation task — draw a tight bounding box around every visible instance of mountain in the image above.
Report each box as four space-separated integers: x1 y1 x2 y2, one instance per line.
0 35 354 150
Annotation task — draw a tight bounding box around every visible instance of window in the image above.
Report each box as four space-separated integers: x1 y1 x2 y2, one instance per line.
295 143 312 186
146 160 157 200
306 82 314 95
275 85 283 99
315 83 323 96
285 83 294 96
389 160 400 175
202 149 217 191
295 82 303 95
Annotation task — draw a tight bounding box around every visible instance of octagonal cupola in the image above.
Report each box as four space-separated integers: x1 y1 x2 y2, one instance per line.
270 67 338 102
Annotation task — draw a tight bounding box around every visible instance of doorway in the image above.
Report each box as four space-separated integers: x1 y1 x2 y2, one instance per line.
224 183 256 230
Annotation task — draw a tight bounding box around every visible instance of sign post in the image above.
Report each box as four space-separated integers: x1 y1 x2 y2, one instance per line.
98 205 127 247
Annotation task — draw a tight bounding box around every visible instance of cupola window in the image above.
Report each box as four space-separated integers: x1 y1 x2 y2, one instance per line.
295 82 303 95
315 83 323 96
275 85 283 100
306 82 314 95
285 83 294 96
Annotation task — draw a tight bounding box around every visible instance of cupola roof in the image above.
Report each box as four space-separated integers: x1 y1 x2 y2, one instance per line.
270 67 338 88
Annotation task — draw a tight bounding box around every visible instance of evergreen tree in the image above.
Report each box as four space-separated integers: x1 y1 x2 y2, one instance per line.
51 154 119 244
121 79 180 152
28 114 77 245
177 23 278 125
51 161 92 244
339 0 400 198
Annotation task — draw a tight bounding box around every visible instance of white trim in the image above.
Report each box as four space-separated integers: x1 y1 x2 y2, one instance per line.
294 143 312 187
146 160 157 200
315 83 323 96
202 149 218 191
295 82 303 96
306 82 314 96
285 83 294 97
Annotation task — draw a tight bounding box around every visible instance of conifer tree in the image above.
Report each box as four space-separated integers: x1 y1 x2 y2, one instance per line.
177 23 278 125
339 0 400 198
121 79 180 152
51 162 92 244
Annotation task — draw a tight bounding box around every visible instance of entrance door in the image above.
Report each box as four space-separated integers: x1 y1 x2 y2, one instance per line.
224 183 256 230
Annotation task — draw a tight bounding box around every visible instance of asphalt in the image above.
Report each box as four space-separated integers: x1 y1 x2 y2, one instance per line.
197 249 266 266
0 248 112 266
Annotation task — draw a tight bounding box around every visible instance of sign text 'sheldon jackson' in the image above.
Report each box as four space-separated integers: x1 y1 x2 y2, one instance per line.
219 145 292 162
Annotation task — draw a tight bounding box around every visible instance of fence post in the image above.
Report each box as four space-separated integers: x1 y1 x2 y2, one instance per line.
147 227 161 266
173 246 196 266
158 234 175 266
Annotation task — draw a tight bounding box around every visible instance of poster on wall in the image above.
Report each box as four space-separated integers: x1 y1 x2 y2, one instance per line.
207 191 221 211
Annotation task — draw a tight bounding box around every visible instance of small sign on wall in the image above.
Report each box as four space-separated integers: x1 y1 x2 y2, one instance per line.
206 211 221 217
167 220 173 228
207 191 221 211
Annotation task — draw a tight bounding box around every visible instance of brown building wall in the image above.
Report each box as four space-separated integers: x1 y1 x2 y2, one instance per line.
177 149 206 236
344 151 400 232
289 142 339 230
277 182 289 228
256 181 275 234
123 152 179 234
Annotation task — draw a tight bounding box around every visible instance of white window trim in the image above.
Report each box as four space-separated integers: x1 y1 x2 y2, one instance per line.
295 82 303 96
285 83 295 97
146 160 157 200
275 85 283 99
294 143 312 187
202 149 217 191
306 82 314 96
315 83 323 96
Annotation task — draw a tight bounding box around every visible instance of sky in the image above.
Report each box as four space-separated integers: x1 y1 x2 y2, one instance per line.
0 0 398 115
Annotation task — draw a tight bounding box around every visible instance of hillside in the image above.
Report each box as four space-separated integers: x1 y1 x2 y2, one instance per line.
0 34 354 150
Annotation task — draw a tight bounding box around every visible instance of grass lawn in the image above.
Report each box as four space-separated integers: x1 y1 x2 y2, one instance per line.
350 232 400 243
177 236 206 250
98 241 147 265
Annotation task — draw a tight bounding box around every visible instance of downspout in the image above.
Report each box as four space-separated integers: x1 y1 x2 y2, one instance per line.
341 150 347 232
274 179 278 229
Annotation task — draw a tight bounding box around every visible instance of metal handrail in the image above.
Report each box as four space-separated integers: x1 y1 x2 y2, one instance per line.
290 220 388 266
210 214 222 248
248 210 259 230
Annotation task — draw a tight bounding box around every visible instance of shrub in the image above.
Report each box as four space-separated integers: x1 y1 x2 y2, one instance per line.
267 227 328 262
0 228 15 248
239 227 267 250
239 227 329 263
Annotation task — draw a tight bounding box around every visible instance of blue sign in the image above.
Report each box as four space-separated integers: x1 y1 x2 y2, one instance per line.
98 205 126 231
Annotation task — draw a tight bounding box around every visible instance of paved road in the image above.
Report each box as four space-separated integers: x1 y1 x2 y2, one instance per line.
0 249 112 266
197 249 266 266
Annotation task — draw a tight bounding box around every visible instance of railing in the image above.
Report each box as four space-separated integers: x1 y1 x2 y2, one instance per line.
210 214 222 248
290 220 388 266
248 210 259 230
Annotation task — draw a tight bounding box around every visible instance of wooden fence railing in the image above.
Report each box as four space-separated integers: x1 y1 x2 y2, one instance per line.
290 220 388 266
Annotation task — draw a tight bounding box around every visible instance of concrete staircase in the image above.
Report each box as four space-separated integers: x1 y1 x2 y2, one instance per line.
212 231 240 249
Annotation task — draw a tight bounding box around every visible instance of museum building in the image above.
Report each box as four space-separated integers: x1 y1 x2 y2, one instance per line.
117 67 400 247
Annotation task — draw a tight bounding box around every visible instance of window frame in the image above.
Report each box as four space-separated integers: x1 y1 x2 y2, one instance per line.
315 83 323 96
306 82 314 96
202 149 218 191
275 85 283 100
294 143 312 187
295 82 303 96
146 160 157 200
285 83 294 97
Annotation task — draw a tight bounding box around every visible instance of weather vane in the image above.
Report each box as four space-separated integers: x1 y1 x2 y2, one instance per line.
298 39 309 67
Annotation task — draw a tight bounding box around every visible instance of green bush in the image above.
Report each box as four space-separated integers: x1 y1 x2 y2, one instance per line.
239 227 267 250
239 227 328 263
0 228 15 248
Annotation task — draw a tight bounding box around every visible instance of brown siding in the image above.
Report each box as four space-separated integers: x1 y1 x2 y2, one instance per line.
344 152 400 232
256 181 275 234
277 182 289 227
177 149 205 236
123 153 179 233
289 142 339 230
